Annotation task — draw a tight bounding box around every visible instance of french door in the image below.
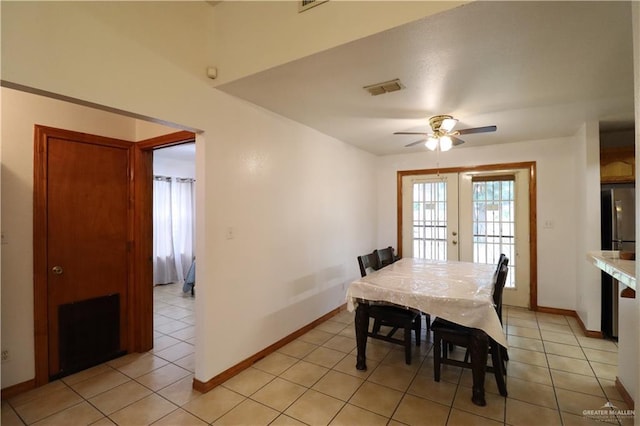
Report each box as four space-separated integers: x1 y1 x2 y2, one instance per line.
401 173 459 261
400 168 531 308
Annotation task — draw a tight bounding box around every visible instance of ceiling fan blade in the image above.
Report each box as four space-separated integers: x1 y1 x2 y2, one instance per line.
451 136 465 146
404 139 426 148
394 131 430 135
456 125 496 135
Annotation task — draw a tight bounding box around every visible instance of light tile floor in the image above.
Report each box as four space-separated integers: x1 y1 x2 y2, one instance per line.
2 283 633 425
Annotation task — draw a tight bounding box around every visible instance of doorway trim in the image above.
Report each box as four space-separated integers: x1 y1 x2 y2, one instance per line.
131 131 196 352
33 126 195 386
33 125 134 385
397 161 538 310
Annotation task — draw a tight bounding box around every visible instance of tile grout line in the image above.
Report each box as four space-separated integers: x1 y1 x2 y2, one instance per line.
8 291 624 426
535 312 566 426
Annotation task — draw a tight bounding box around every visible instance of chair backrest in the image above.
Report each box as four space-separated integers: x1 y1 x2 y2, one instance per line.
491 254 508 287
357 253 379 277
374 246 396 268
492 262 509 322
496 253 507 273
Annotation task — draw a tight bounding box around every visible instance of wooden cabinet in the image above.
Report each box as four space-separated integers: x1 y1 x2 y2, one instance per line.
601 146 635 183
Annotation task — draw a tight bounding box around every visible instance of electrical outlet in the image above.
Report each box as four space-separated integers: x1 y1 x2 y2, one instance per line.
1 350 9 363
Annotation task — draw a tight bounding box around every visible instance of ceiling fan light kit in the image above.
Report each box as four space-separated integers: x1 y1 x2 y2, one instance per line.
394 114 497 151
430 115 457 132
438 135 453 151
424 134 452 152
425 137 438 151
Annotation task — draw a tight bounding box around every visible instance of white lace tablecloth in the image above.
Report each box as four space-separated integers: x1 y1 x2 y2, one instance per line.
346 258 508 347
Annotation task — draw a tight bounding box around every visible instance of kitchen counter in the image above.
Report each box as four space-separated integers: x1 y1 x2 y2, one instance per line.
588 250 636 291
588 250 637 409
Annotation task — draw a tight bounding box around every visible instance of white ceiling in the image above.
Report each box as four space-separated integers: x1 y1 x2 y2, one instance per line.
154 143 195 162
217 1 635 156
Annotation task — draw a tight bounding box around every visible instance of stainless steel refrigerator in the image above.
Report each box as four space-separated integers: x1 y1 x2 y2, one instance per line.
600 186 635 338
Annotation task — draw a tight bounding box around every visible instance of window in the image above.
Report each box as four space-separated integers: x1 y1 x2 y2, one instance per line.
412 180 448 260
472 175 516 287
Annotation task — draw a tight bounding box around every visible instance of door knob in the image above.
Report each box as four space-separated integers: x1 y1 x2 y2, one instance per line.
452 231 458 236
452 240 458 245
51 266 63 275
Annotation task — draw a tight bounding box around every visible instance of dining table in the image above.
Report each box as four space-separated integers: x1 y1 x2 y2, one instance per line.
345 257 507 406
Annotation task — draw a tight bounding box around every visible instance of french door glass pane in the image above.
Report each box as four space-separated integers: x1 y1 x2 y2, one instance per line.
413 181 447 260
473 179 516 287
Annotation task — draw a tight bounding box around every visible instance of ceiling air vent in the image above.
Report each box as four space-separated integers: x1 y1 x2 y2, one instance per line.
299 0 327 13
363 79 404 96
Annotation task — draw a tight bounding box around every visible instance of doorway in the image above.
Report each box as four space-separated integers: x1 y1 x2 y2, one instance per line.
397 162 538 309
33 126 196 385
152 143 196 289
151 143 197 361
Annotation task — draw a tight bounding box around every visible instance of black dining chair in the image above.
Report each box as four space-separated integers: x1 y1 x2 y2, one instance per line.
492 254 509 363
357 252 378 277
494 254 508 322
373 246 397 268
441 254 508 359
356 252 422 364
431 261 509 397
374 246 431 333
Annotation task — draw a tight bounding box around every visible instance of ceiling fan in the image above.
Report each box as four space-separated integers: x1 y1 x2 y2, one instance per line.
394 115 497 151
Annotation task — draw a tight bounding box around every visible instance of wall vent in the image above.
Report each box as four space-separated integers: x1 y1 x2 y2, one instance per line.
56 294 123 379
299 0 327 13
363 78 404 96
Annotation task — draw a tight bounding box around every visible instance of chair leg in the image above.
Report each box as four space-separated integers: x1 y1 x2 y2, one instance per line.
404 326 412 365
425 314 431 332
491 341 508 397
414 316 421 346
500 346 508 372
443 339 449 360
433 332 441 382
372 319 382 334
501 346 509 361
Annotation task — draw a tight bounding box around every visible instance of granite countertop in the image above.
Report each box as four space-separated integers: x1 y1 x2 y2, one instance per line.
589 250 636 291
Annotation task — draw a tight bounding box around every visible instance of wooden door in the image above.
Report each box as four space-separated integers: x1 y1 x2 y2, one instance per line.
35 127 132 378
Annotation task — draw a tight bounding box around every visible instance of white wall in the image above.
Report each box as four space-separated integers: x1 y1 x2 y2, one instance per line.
196 96 377 380
1 2 213 131
135 120 181 141
376 135 588 313
574 121 603 331
0 87 142 386
1 1 378 388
